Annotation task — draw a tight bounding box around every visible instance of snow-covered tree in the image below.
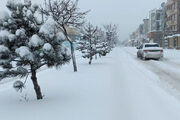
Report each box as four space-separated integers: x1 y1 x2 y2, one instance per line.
95 28 111 57
41 0 89 72
77 24 110 64
104 24 119 48
0 0 71 100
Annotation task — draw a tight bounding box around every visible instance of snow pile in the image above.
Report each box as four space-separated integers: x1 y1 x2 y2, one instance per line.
26 10 33 18
29 34 44 47
43 43 52 52
0 11 9 23
0 45 9 53
16 46 34 61
0 30 10 42
24 0 31 6
6 0 23 9
8 34 16 42
8 19 13 24
39 18 57 37
56 32 66 41
16 28 26 37
0 45 10 64
58 45 70 59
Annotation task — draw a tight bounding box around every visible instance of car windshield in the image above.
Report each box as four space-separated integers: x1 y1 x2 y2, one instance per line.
145 44 159 47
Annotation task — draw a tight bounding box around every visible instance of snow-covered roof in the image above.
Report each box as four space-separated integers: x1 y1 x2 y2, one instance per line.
165 34 180 39
165 36 173 39
173 34 180 37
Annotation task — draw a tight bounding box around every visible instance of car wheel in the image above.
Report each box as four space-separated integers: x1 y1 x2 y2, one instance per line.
137 54 139 58
142 57 146 61
140 55 143 59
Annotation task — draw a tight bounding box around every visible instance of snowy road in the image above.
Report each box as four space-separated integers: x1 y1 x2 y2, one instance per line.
124 47 180 98
110 47 180 120
0 47 180 120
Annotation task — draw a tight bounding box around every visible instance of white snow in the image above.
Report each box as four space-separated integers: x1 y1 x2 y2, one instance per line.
0 11 9 22
24 0 31 6
0 45 9 52
8 19 13 24
15 46 34 61
29 34 44 47
26 10 33 18
39 17 57 36
0 47 180 120
8 34 16 42
16 28 26 36
0 30 10 41
56 32 66 41
173 34 180 37
43 43 52 51
59 44 70 56
7 0 23 8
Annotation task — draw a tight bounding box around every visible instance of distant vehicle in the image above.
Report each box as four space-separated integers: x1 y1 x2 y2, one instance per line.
137 43 163 60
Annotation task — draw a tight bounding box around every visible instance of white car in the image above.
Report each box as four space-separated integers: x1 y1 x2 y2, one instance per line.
137 43 163 60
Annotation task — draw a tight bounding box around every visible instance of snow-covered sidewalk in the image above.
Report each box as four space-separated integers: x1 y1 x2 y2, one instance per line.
0 47 180 120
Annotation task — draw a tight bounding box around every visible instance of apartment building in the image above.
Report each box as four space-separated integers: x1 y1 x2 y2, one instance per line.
143 19 150 35
129 18 150 47
148 8 163 47
161 2 168 48
165 0 180 48
166 0 180 33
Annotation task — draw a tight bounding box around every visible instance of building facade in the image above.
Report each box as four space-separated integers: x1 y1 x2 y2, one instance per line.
165 0 180 48
129 19 150 47
166 0 180 33
161 2 168 48
148 8 163 47
129 0 180 49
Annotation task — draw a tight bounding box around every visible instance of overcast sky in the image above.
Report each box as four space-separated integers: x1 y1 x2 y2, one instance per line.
78 0 165 40
1 0 165 40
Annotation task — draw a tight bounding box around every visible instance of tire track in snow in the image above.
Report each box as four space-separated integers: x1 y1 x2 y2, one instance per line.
162 59 180 68
111 48 180 120
123 47 180 99
109 48 136 120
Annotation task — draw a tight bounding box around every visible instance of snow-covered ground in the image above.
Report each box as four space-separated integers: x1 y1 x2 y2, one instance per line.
1 47 180 120
125 47 180 99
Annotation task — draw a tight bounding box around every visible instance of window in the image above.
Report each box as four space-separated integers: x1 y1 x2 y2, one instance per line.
156 13 161 20
156 22 160 31
145 44 159 47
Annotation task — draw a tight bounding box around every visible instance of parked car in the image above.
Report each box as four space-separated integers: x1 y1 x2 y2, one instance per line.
137 43 163 60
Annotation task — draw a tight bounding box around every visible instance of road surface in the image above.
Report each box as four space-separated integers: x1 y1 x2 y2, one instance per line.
109 47 180 120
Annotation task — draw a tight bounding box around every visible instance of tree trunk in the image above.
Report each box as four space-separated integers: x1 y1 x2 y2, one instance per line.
70 42 77 72
31 68 43 100
89 55 92 65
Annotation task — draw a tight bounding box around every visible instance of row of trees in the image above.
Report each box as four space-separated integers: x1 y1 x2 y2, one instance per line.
0 0 119 100
77 23 119 65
